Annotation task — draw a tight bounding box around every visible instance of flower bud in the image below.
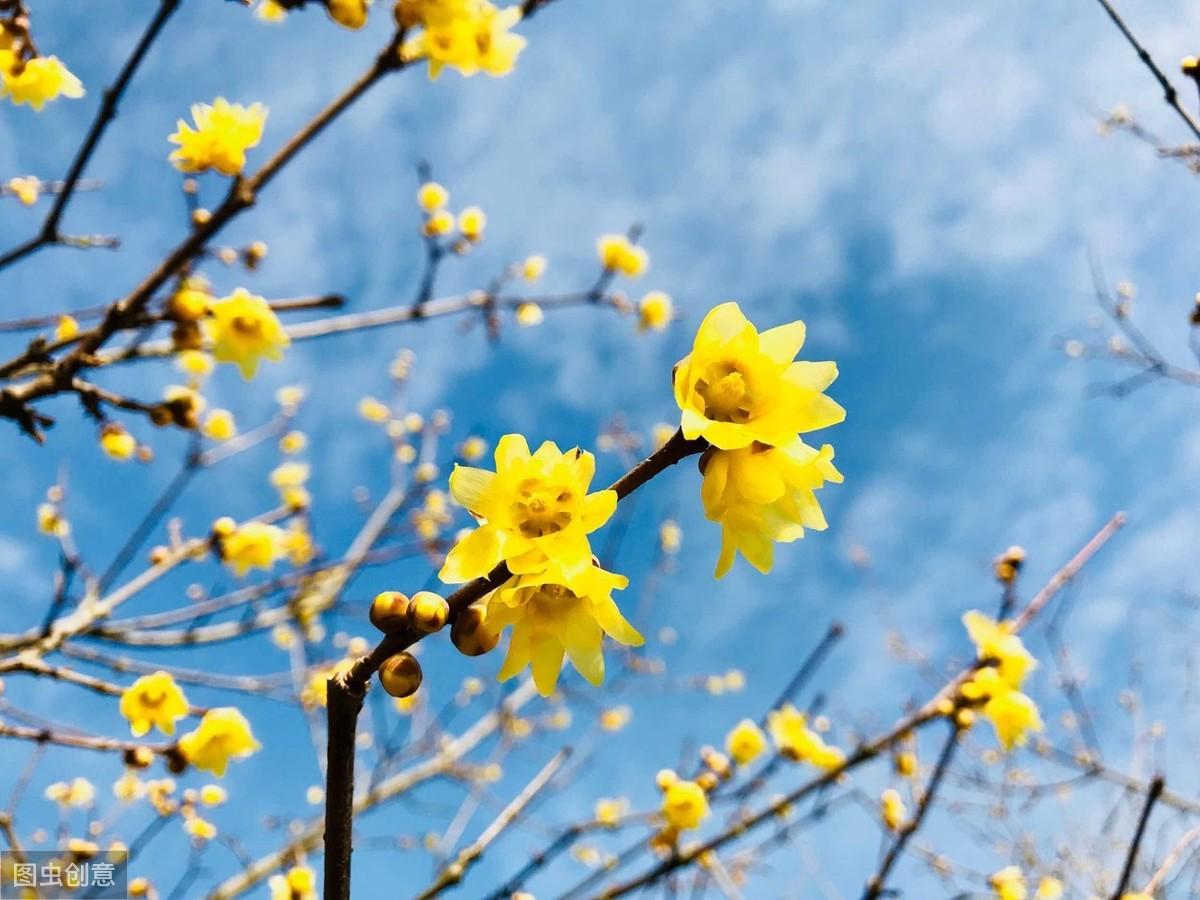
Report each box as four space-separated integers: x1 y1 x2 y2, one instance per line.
407 591 449 634
369 591 410 633
450 604 499 657
379 652 422 698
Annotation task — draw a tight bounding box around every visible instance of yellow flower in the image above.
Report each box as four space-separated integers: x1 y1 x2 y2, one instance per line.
458 205 487 240
424 208 454 237
459 435 487 461
599 705 632 732
219 520 285 576
45 778 95 808
522 254 547 282
256 0 287 22
962 668 1043 751
880 788 906 831
359 396 390 422
279 430 307 454
638 291 673 331
100 425 137 461
440 434 618 582
7 175 40 206
963 611 1037 689
37 502 68 537
1 53 84 109
169 98 267 176
486 561 642 696
675 302 844 450
659 520 682 554
1036 878 1063 899
725 718 767 765
596 233 648 277
515 302 544 326
184 814 217 841
594 797 628 827
203 409 237 441
418 181 449 212
661 779 709 831
282 522 315 566
206 288 289 379
767 705 844 769
169 277 213 321
177 350 215 378
120 671 189 737
178 708 261 776
401 2 527 80
701 439 842 578
990 866 1026 900
269 866 317 900
326 0 368 29
199 784 227 806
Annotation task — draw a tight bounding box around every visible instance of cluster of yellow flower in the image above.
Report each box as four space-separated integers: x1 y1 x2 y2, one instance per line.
990 867 1066 900
958 611 1044 750
439 435 642 695
417 179 487 244
398 0 528 80
169 98 268 177
674 303 845 577
268 864 318 900
0 22 83 109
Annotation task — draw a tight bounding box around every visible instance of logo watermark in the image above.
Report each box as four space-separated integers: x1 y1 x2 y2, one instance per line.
1 850 129 898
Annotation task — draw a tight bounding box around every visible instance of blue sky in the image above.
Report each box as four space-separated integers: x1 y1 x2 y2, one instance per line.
3 0 1200 896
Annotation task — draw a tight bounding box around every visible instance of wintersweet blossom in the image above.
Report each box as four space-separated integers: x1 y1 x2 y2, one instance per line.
206 288 289 379
700 439 842 578
486 561 642 695
119 671 189 737
596 233 648 277
269 866 317 900
440 434 617 582
725 718 768 765
399 0 527 80
178 708 261 776
766 705 844 769
169 98 267 176
963 610 1037 688
660 779 709 831
674 302 844 450
990 866 1026 900
0 52 84 109
218 520 285 576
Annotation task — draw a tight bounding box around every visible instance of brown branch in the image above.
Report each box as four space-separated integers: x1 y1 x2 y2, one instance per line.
1092 0 1200 142
1110 774 1165 899
0 0 182 270
862 722 961 899
594 512 1127 898
416 747 571 899
322 428 707 900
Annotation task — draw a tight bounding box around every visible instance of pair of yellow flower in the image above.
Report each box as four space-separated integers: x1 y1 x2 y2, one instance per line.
398 0 527 80
0 25 83 110
119 670 260 776
961 611 1044 750
439 434 643 696
674 302 846 577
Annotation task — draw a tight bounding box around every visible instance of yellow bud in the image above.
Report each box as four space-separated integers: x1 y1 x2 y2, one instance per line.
379 652 422 698
327 0 368 28
407 591 449 633
369 591 411 633
450 604 499 657
417 181 449 212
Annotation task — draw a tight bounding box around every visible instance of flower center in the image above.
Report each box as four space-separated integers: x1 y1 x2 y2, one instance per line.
230 315 264 340
510 478 575 538
696 364 754 423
